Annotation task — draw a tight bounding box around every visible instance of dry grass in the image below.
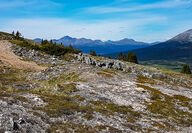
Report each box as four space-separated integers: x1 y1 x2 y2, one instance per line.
0 40 46 71
97 72 113 77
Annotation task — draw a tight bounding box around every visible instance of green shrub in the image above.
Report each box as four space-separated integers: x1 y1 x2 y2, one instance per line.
11 40 81 56
118 52 138 64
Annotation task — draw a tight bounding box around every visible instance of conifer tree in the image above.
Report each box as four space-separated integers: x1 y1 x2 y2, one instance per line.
50 40 53 44
90 50 97 56
41 39 44 45
118 52 123 59
69 44 73 49
12 31 15 36
181 64 191 74
15 31 21 39
43 40 48 44
127 52 138 64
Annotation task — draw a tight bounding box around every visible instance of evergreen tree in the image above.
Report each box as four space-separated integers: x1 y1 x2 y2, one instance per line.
127 52 138 64
41 39 44 45
60 42 63 46
69 44 73 49
90 50 97 56
50 40 53 44
43 40 48 44
12 31 15 36
118 52 123 59
181 64 191 74
15 31 21 39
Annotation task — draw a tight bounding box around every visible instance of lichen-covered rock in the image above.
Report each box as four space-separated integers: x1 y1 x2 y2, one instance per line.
75 53 123 71
12 44 65 65
0 41 192 132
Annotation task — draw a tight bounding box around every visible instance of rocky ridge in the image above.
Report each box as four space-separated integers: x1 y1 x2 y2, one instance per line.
0 41 192 133
75 53 192 88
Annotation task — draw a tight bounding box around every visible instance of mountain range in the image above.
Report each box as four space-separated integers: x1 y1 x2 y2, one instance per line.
106 29 192 63
34 36 156 55
130 29 192 63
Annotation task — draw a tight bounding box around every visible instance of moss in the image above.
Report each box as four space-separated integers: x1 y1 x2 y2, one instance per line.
13 95 28 103
0 88 11 98
94 125 122 133
173 95 192 110
137 75 160 85
89 92 96 95
57 83 78 94
0 66 29 86
34 72 80 95
82 113 94 120
102 68 116 74
152 121 175 131
90 101 141 120
45 72 79 86
137 84 192 127
34 92 93 117
97 72 113 78
73 95 85 101
28 111 42 118
122 123 142 132
47 122 97 133
35 96 79 117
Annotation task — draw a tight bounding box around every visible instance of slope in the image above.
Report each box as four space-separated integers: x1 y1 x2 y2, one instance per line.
0 40 46 71
0 32 192 132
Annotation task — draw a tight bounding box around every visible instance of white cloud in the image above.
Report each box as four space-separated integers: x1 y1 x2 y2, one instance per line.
0 17 167 41
85 0 190 14
0 0 63 9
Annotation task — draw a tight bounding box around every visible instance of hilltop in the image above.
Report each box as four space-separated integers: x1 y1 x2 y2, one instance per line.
0 31 192 132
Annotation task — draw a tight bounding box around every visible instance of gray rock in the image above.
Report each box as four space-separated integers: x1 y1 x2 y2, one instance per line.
11 44 65 65
75 53 123 71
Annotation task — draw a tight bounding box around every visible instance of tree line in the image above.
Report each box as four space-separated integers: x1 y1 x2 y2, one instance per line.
11 31 81 56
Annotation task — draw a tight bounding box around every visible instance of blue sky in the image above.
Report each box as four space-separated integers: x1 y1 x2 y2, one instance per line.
0 0 192 42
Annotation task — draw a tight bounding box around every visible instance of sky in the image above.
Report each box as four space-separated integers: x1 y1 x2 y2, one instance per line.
0 0 192 42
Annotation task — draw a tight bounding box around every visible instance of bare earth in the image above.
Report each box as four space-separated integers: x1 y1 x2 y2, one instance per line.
0 40 46 71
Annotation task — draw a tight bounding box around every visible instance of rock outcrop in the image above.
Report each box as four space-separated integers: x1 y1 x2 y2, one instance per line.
75 53 192 88
75 53 123 70
12 43 65 65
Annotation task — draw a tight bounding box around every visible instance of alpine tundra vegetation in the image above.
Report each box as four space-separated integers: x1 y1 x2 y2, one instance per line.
0 31 191 132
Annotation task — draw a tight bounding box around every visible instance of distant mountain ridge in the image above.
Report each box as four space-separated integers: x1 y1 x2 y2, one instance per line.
170 29 192 42
107 29 192 64
34 36 154 54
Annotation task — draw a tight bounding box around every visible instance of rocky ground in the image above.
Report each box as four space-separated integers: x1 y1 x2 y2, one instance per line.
0 40 192 133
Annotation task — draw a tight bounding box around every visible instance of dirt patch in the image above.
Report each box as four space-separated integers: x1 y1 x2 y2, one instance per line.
0 40 46 71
